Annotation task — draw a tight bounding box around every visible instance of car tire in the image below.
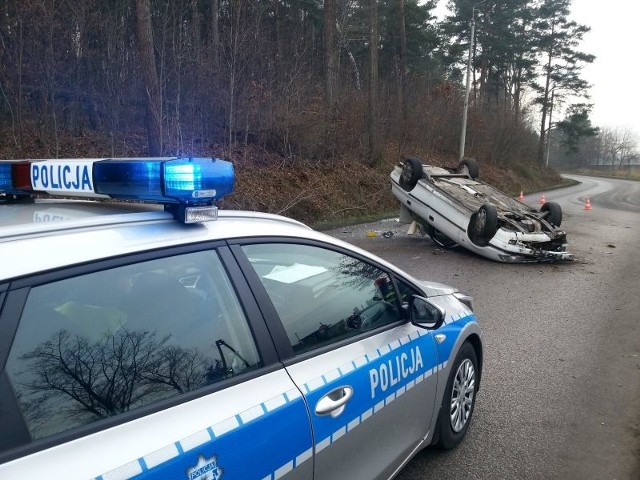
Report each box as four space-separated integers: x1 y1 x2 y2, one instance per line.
457 157 479 180
423 223 458 249
399 157 424 191
468 203 498 246
434 342 478 450
540 201 562 227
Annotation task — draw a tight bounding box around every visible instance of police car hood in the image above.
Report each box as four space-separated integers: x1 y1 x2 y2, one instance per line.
416 280 457 297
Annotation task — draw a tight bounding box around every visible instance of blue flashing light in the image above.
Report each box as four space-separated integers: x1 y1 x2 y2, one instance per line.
93 159 164 201
0 163 11 191
0 161 31 194
93 157 234 204
164 157 234 203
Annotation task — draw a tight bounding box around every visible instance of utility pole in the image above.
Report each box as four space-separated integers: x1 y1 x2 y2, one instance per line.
459 1 485 161
545 90 555 167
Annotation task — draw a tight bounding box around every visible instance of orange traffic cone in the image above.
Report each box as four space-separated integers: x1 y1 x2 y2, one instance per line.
584 197 592 211
539 193 546 205
518 191 525 201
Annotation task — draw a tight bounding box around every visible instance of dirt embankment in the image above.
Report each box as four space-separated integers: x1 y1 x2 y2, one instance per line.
219 145 565 226
1 131 564 226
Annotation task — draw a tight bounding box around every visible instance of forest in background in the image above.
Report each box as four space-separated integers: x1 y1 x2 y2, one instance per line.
0 0 629 224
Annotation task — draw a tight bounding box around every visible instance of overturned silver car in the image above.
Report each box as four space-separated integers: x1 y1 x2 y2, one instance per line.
390 157 574 263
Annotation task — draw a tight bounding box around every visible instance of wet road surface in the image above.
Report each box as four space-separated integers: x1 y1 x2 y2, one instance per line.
325 175 640 480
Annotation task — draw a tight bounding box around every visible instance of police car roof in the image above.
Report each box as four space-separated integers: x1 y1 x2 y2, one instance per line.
0 198 456 298
1 157 432 289
0 199 316 281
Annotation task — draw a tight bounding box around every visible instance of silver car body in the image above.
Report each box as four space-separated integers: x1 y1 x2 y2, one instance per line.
1 165 481 480
390 162 574 263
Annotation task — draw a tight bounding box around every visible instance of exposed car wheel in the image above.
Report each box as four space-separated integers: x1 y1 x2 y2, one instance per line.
434 342 478 450
399 157 424 191
468 203 498 246
540 201 562 227
423 223 458 249
457 157 479 180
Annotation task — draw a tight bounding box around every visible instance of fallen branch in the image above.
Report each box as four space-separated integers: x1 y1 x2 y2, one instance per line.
276 187 321 215
331 205 366 215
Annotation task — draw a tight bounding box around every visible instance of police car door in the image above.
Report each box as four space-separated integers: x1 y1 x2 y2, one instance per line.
235 242 441 480
0 247 314 480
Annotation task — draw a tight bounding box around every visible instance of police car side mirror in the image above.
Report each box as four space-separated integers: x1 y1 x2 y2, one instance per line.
410 295 446 330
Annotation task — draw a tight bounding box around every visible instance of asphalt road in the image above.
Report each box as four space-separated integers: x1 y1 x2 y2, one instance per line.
325 174 640 480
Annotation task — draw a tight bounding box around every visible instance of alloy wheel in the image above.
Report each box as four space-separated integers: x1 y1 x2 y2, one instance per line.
450 358 475 433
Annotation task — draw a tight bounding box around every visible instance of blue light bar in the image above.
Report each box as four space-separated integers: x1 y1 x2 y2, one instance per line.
0 157 234 222
0 161 31 194
0 163 11 190
93 157 234 204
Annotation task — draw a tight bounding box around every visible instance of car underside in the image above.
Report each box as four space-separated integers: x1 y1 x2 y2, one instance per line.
390 158 574 263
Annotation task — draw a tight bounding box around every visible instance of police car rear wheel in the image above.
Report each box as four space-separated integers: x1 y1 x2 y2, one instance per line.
435 342 478 449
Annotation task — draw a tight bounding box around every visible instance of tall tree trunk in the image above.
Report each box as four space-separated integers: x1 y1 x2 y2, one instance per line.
135 0 162 155
513 67 522 125
396 0 407 154
211 0 219 67
191 0 201 65
537 49 553 167
397 0 407 120
227 0 242 151
367 0 380 166
274 0 280 80
323 0 336 108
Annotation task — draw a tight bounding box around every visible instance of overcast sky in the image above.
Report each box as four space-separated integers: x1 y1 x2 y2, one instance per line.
570 1 634 133
435 0 636 136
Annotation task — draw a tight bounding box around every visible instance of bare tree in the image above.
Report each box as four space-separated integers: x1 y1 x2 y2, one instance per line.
324 0 337 109
616 128 638 168
396 0 408 122
596 127 638 169
135 0 163 155
14 329 223 437
20 330 172 420
211 0 220 67
367 0 380 166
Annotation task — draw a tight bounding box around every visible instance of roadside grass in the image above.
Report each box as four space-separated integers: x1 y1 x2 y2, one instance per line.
0 128 574 227
311 167 578 231
542 177 580 192
565 168 640 182
312 210 399 231
221 154 572 228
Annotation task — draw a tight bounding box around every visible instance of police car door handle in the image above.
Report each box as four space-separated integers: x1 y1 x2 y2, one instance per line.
315 386 354 418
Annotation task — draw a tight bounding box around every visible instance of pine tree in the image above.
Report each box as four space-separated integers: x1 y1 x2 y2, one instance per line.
533 0 594 166
555 104 599 166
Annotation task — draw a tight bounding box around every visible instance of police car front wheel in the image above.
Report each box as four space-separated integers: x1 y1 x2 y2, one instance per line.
434 341 478 449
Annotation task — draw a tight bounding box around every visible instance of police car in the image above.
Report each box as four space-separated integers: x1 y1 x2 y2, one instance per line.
0 157 483 480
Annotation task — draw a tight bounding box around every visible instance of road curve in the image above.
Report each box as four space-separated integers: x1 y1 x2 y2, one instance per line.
556 174 640 213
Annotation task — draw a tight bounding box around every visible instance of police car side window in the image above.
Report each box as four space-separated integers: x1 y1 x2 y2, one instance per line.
241 243 403 354
395 279 421 304
4 251 261 441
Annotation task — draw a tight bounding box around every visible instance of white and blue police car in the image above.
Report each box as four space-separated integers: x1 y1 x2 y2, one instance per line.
0 157 483 480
